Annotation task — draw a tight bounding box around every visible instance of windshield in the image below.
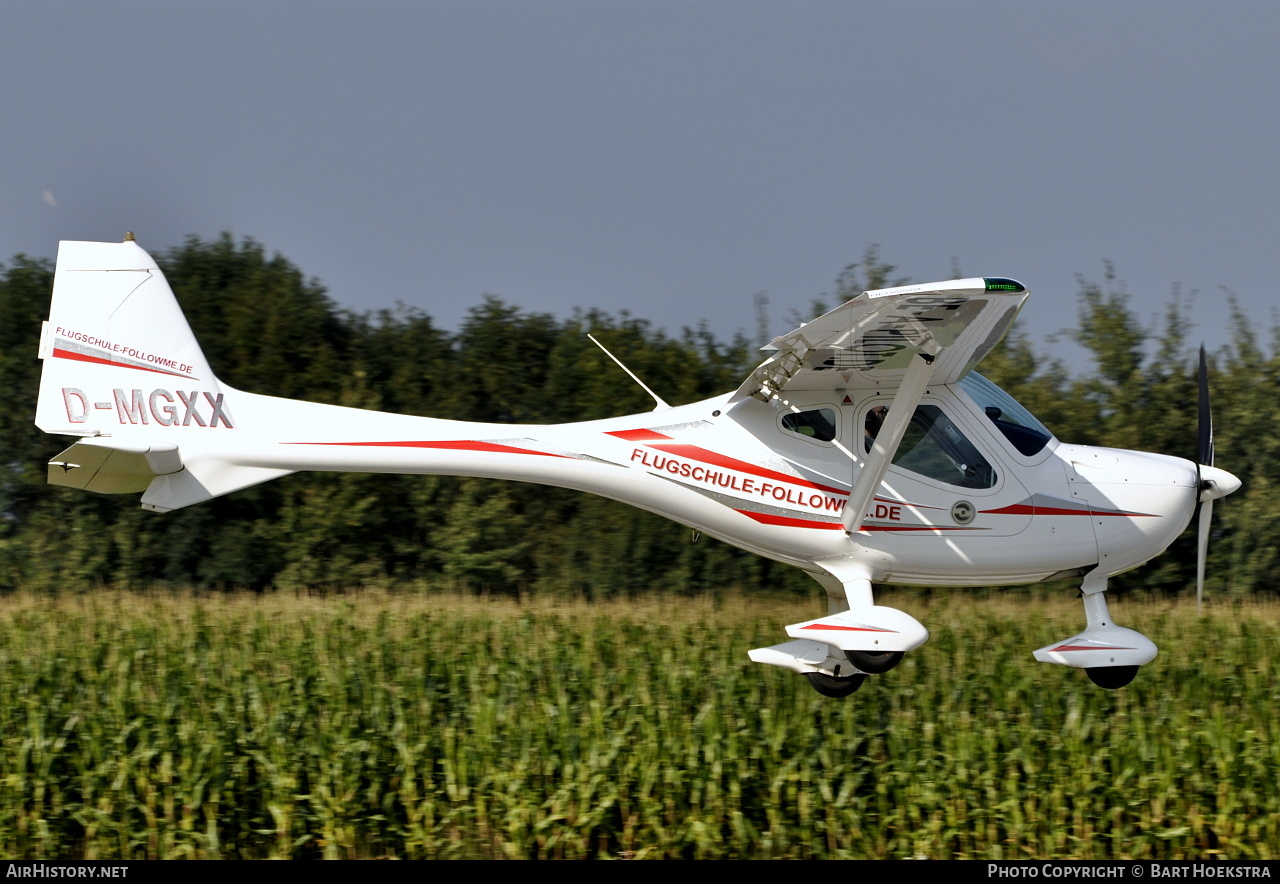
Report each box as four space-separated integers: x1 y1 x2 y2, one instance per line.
958 372 1054 457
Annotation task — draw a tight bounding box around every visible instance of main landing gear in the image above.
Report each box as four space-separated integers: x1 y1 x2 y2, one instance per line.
845 649 904 675
804 649 905 697
747 569 927 698
805 671 867 698
802 647 906 697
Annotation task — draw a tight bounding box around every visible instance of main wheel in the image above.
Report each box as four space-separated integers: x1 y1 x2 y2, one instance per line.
805 672 867 698
1086 665 1139 689
845 649 904 674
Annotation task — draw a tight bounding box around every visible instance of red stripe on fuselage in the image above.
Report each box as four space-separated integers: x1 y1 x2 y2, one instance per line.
607 428 671 442
859 524 987 532
981 503 1156 518
980 503 1040 516
734 510 984 533
736 510 843 530
282 440 569 457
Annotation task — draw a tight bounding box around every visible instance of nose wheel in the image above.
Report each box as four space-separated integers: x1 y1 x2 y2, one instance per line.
1085 665 1139 689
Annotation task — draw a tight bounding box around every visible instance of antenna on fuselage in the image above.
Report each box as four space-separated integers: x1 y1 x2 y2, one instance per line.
586 333 670 411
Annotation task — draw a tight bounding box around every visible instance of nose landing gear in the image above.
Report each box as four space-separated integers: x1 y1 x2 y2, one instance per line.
1085 665 1140 689
1033 575 1157 689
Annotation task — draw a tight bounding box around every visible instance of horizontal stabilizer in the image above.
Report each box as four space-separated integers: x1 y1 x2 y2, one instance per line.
46 437 293 512
141 462 294 513
48 438 183 494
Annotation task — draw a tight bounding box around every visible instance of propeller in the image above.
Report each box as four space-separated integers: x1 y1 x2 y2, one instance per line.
1194 345 1242 611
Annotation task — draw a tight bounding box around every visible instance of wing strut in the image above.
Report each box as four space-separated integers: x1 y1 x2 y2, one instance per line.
840 352 936 534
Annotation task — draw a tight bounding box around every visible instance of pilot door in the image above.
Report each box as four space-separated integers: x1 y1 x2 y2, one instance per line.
853 389 1033 541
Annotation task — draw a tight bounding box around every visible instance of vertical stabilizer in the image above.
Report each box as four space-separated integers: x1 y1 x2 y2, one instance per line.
37 238 222 436
34 238 292 509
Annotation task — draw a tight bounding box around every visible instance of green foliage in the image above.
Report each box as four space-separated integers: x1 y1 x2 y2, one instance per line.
0 257 58 555
0 591 1276 859
0 236 1276 597
165 234 351 402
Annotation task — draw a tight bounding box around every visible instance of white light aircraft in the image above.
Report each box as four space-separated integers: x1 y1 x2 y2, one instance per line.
35 236 1241 696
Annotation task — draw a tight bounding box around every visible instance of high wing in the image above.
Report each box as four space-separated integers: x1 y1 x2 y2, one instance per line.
730 277 1028 404
727 277 1029 535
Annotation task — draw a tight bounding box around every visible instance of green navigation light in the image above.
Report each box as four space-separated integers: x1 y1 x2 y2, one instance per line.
983 277 1025 293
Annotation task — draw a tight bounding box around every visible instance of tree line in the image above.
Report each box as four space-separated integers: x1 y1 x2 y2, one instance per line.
0 235 1273 597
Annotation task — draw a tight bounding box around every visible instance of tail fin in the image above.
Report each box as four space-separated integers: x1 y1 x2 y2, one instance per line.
37 237 291 511
37 237 220 434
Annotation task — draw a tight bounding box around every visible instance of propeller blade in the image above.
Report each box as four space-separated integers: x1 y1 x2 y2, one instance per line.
1196 497 1212 613
1198 344 1213 468
1195 344 1212 613
1193 346 1241 611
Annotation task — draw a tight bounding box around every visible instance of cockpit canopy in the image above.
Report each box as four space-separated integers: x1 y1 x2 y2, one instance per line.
958 372 1054 457
775 372 1055 490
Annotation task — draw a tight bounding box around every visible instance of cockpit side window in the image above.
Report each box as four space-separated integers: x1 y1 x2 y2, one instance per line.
781 408 837 442
958 372 1053 457
867 403 997 488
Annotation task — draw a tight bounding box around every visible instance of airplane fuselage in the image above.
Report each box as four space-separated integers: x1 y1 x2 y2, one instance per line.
75 377 1199 589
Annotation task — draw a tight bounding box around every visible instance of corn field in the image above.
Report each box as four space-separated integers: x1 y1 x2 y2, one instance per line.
0 590 1275 859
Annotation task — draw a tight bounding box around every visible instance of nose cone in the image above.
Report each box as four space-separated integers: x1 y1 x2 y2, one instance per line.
1199 464 1242 501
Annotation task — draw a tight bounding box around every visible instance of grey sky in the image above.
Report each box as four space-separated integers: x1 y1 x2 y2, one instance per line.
5 1 1277 369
